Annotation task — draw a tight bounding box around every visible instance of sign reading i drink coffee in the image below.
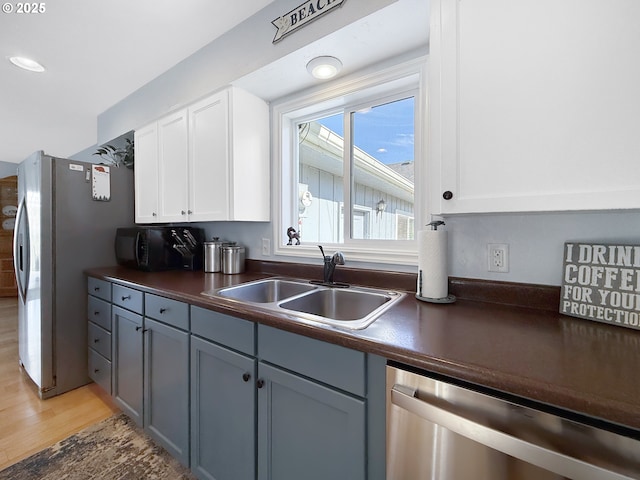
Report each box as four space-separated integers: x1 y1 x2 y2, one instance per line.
272 0 346 43
560 242 640 330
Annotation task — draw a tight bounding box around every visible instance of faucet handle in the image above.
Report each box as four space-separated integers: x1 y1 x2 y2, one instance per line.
318 245 326 258
332 251 345 265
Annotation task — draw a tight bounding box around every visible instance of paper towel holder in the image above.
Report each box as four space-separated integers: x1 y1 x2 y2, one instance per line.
416 220 456 304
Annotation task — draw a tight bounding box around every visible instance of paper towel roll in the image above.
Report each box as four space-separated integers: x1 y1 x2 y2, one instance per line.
417 229 448 299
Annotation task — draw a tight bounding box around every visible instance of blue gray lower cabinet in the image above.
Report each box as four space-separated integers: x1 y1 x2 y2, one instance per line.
257 362 366 480
112 305 144 425
190 335 256 480
144 318 190 467
88 278 386 480
87 290 112 394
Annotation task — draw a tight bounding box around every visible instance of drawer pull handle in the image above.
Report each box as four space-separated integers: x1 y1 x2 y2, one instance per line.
135 326 142 331
94 287 100 292
122 295 131 301
94 311 99 315
256 379 265 389
242 372 251 382
94 368 100 373
93 338 99 343
159 308 166 314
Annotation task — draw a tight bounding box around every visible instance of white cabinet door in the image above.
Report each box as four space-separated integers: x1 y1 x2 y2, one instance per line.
157 110 189 222
134 86 269 223
134 124 159 223
188 91 230 221
229 87 270 222
430 0 640 214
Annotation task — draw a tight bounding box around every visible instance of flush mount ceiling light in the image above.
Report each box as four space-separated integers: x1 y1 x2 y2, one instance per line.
306 56 342 80
9 56 45 72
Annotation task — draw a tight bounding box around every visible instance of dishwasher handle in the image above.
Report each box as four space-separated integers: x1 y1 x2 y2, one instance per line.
391 384 634 480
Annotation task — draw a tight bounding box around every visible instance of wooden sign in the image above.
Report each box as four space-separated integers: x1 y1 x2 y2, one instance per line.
560 242 640 330
272 0 346 43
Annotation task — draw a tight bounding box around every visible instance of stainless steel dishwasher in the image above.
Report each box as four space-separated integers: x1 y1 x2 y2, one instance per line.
387 364 640 480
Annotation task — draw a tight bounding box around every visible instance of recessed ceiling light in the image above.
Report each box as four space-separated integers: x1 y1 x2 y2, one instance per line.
9 56 45 72
306 56 342 80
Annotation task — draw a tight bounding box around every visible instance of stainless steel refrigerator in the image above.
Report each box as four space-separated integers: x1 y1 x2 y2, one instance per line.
13 151 134 399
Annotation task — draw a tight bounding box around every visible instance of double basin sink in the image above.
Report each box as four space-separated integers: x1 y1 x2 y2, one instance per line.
203 277 404 330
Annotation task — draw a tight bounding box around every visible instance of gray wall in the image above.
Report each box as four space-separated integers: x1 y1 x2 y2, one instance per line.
97 0 397 142
0 161 18 178
445 211 640 287
96 0 640 288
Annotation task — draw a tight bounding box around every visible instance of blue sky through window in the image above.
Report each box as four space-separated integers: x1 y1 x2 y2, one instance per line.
317 97 414 165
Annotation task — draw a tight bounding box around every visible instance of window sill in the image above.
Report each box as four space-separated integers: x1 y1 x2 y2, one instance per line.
274 243 418 267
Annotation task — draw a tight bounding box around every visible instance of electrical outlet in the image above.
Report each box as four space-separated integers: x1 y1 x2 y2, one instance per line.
262 238 270 256
488 244 509 273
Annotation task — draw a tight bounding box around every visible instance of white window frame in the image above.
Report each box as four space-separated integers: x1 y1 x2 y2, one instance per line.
272 57 427 265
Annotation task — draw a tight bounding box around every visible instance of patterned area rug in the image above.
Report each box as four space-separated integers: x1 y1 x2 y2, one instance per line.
0 413 196 479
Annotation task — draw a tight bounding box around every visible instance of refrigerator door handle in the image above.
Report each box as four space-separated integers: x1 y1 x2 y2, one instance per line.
391 384 633 480
13 198 30 302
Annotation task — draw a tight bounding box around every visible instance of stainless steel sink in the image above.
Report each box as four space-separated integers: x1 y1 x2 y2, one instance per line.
280 288 391 321
203 277 404 330
213 278 317 303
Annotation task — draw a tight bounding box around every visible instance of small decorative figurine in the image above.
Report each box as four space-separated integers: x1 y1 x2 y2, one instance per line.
286 227 301 245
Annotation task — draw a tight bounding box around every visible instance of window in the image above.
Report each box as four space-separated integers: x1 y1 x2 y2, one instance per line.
273 59 426 265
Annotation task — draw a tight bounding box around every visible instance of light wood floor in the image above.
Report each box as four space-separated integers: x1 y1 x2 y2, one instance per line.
0 297 119 470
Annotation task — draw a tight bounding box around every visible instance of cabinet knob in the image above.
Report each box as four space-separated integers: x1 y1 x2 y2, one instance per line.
94 368 100 373
242 372 251 382
159 308 166 314
187 210 193 215
181 210 186 215
122 295 131 301
93 338 99 343
94 287 100 292
152 212 157 217
443 191 453 200
256 379 265 389
94 311 99 315
135 326 142 331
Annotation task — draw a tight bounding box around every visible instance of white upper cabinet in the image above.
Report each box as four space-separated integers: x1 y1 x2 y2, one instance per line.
429 0 640 214
134 86 270 224
158 110 189 222
188 87 270 222
188 91 230 222
134 123 159 223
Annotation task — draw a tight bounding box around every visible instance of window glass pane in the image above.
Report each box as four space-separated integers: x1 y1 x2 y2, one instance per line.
297 113 344 244
351 97 415 240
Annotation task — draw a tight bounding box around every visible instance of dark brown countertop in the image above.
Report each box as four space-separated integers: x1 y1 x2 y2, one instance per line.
85 265 640 434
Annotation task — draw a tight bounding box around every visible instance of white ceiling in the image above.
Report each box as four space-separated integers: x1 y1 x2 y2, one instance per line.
235 0 429 102
0 0 275 164
0 0 429 165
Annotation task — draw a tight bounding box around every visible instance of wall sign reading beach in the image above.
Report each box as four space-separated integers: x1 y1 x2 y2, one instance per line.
272 0 346 43
561 242 640 330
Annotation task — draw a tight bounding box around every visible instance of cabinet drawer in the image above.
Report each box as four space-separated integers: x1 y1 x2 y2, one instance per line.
88 348 111 395
112 284 143 314
88 321 111 360
87 296 111 331
88 277 111 301
191 306 255 355
258 324 365 397
145 293 188 330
